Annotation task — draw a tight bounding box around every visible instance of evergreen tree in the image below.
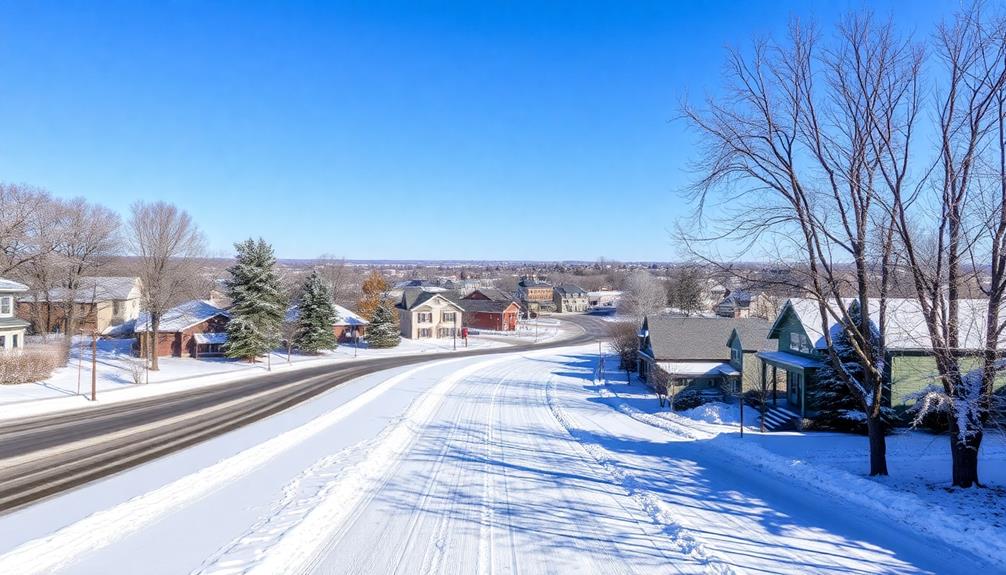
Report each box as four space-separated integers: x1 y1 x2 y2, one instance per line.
811 301 893 434
224 238 286 361
366 300 401 348
294 271 338 353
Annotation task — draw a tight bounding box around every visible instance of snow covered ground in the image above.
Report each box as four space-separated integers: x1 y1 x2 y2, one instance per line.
0 344 994 574
0 318 572 420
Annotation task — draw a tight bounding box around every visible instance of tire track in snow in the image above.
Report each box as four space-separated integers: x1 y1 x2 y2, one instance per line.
193 355 515 575
543 371 737 575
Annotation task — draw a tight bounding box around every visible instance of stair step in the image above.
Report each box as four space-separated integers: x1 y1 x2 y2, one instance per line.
762 411 785 423
774 406 801 419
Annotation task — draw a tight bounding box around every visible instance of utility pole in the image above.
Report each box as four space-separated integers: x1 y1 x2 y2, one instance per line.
76 332 83 396
453 312 457 351
740 384 745 438
354 329 358 358
90 331 97 401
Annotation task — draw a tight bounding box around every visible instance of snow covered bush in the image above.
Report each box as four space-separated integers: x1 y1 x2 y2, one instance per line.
0 343 66 384
672 388 715 411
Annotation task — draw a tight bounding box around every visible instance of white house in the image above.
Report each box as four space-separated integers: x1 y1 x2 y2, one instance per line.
0 278 29 351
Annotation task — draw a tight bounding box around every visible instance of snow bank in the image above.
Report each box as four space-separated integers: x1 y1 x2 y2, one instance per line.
0 357 471 575
596 384 1006 570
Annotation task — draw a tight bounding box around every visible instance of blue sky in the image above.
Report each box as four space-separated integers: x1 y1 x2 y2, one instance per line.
0 1 953 261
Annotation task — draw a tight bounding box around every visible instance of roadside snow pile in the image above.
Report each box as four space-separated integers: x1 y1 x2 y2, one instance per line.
596 384 1006 570
680 402 736 425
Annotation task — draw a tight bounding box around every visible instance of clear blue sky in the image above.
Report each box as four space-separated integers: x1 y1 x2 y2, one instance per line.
0 1 952 261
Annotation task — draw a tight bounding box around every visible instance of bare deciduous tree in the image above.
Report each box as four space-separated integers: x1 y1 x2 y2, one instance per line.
126 201 205 371
618 270 667 319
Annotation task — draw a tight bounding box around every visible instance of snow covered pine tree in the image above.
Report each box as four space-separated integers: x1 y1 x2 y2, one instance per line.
810 301 894 433
294 271 338 353
366 301 401 348
224 238 286 361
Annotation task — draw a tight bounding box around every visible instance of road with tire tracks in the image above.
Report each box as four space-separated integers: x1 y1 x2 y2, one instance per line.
0 314 611 513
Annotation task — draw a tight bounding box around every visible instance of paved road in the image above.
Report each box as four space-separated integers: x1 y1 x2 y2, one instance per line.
0 314 612 513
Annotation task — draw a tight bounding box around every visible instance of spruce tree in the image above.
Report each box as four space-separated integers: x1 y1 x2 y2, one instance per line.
811 301 893 433
366 300 401 348
294 271 338 353
224 238 285 361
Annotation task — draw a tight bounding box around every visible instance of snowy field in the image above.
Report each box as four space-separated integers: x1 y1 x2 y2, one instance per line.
0 318 570 420
0 344 994 574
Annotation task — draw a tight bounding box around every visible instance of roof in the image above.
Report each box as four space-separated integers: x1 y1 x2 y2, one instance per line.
555 284 588 296
656 361 738 377
193 332 228 345
458 299 518 314
757 350 824 370
332 304 369 326
399 288 465 311
21 277 140 303
641 316 773 361
771 297 1006 352
518 278 551 288
0 317 29 329
717 290 753 308
136 300 228 333
0 278 28 293
285 304 370 326
465 288 516 303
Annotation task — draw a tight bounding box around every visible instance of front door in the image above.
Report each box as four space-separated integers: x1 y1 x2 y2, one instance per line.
787 371 802 408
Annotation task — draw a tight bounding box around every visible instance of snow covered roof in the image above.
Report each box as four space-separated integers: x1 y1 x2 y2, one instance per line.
757 350 824 370
136 300 229 333
772 297 1004 352
656 361 736 377
21 276 140 303
0 277 28 292
333 304 369 326
193 332 228 345
286 304 370 326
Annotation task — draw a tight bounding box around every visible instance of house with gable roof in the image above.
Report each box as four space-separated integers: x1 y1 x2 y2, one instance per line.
0 278 29 351
397 287 464 339
135 300 230 358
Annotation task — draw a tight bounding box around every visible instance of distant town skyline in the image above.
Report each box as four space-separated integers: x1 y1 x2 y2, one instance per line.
0 1 952 260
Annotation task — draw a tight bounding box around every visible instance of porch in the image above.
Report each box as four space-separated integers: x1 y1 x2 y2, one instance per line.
757 350 822 418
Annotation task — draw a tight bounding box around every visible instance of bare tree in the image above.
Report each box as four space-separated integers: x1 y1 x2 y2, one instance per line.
52 198 121 343
607 321 639 383
618 270 667 319
126 201 205 371
666 265 706 315
683 14 920 476
0 183 51 277
875 4 1006 487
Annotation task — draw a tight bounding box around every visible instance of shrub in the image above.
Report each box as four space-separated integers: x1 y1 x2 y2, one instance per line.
0 343 67 384
672 389 711 411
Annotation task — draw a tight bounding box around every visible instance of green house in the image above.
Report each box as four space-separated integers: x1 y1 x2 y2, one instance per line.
760 298 1006 418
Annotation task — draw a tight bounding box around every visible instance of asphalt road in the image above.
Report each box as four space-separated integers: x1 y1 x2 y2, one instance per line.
0 314 613 513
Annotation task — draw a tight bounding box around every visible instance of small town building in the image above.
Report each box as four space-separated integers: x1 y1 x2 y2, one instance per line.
587 290 621 314
465 287 517 303
517 277 555 315
760 298 1006 418
332 304 369 342
460 296 520 331
714 290 777 319
285 303 370 343
135 300 230 358
553 284 589 313
0 278 29 352
18 276 143 335
637 315 775 398
398 288 465 339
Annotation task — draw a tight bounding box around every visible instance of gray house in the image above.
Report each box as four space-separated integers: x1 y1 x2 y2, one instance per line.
637 315 775 396
553 284 589 313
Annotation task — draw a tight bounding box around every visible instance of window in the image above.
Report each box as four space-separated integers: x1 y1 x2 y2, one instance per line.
0 335 5 349
789 333 809 353
0 297 9 315
113 300 121 315
442 312 456 323
11 335 17 348
417 312 432 323
438 327 456 338
418 328 433 338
